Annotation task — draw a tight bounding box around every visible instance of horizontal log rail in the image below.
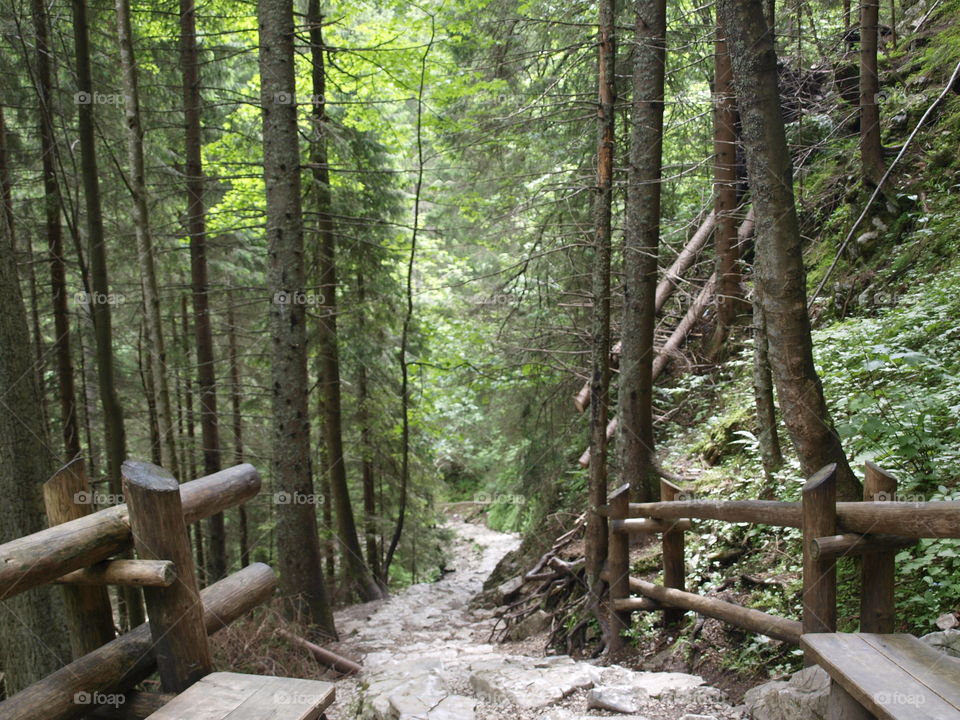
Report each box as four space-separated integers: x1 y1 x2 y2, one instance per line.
626 577 802 644
52 559 176 587
811 533 917 560
610 518 693 534
608 462 954 653
0 463 260 600
626 499 960 538
0 562 278 720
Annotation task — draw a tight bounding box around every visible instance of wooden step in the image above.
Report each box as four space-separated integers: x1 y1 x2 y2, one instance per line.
145 672 334 720
801 633 960 720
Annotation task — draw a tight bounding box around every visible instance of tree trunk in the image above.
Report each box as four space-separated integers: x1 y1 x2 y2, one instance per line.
180 295 205 576
356 272 382 584
752 295 783 482
138 323 163 465
33 0 81 463
860 0 884 185
226 294 249 566
259 0 337 635
72 0 144 629
585 0 615 603
707 14 743 358
180 0 225 580
116 0 179 473
0 107 50 440
0 184 71 694
718 0 860 501
619 0 665 504
307 2 383 602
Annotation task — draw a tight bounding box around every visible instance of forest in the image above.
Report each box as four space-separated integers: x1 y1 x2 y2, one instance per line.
1 0 960 714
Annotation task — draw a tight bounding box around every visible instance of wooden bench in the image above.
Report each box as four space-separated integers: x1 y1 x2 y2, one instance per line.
144 672 334 720
801 633 960 720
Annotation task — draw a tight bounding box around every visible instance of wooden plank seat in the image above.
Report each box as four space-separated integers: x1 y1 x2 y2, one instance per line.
144 672 335 720
801 633 960 720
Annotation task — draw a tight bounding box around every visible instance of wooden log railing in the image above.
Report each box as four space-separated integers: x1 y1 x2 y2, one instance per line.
606 461 960 655
0 462 260 600
0 459 273 720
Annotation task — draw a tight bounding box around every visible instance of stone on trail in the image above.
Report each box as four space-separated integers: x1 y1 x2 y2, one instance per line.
743 665 830 720
586 685 646 713
679 715 720 720
599 666 707 698
505 608 550 640
921 628 960 657
469 655 602 708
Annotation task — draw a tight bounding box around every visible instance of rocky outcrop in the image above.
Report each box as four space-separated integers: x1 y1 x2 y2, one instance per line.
743 665 831 720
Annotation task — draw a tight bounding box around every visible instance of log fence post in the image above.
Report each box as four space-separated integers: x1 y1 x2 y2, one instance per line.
860 461 898 632
607 482 631 652
802 464 838 662
42 459 116 657
661 479 686 626
122 460 212 692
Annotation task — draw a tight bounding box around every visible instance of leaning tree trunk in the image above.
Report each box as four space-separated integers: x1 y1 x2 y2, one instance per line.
718 0 860 500
0 184 71 694
585 0 615 610
619 0 665 505
180 0 225 581
860 0 884 185
307 2 383 602
259 0 337 635
116 0 179 473
33 0 81 462
707 13 743 358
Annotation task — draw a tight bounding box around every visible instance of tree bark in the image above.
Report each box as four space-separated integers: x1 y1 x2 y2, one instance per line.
259 0 337 635
180 295 205 576
356 273 382 584
718 0 860 501
226 294 249 566
585 0 615 601
116 0 179 474
0 180 70 694
180 0 225 580
752 295 783 482
707 14 743 358
33 0 81 463
619 0 665 504
860 0 884 185
71 0 144 629
307 2 383 602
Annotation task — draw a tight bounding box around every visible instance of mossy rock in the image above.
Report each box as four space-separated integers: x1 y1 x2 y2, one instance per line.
691 407 753 466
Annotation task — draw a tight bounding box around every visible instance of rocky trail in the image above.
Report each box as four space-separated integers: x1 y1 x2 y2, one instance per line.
325 518 748 720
